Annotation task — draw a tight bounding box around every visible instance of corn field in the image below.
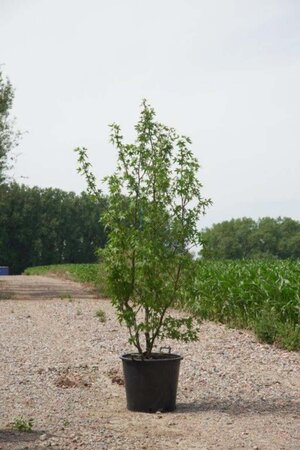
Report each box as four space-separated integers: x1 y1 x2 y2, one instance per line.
188 260 300 350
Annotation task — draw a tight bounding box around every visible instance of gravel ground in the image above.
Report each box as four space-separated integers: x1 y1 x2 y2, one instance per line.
0 275 299 450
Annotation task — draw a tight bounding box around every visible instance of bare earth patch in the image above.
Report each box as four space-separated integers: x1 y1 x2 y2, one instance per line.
0 275 299 450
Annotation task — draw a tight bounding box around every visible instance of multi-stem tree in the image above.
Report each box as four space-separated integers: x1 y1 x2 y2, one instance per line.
76 100 211 357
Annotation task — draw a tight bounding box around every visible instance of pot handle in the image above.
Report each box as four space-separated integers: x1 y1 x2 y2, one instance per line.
159 346 171 354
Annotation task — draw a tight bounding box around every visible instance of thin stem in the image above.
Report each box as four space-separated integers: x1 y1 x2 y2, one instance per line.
144 306 152 356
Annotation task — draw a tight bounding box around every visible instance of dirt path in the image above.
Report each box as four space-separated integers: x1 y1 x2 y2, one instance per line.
0 275 299 450
0 275 96 300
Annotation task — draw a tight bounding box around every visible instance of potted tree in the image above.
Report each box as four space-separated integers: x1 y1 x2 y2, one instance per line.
76 100 211 412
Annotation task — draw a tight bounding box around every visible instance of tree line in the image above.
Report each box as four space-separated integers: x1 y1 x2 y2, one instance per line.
3 185 299 274
0 183 107 274
200 217 300 260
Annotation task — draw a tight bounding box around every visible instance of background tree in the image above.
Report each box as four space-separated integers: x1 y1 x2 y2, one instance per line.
0 70 19 184
200 217 300 259
0 183 108 273
200 218 256 259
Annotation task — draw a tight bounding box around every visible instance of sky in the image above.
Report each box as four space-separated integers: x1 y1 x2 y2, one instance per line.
0 0 299 229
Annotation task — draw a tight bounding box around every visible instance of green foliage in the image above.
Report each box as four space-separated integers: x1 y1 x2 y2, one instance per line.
275 323 300 351
95 308 106 322
254 315 300 350
12 417 34 432
200 217 300 259
0 184 108 274
253 312 278 345
189 259 300 350
75 146 102 201
76 100 211 357
25 262 97 281
0 71 20 184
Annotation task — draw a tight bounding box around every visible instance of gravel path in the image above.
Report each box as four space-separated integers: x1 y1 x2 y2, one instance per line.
0 275 299 450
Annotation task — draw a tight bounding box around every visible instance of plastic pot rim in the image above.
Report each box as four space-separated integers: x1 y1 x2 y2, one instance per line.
120 352 183 362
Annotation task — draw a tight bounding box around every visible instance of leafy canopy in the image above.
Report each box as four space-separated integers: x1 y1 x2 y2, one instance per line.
76 100 211 357
200 217 300 260
0 71 19 184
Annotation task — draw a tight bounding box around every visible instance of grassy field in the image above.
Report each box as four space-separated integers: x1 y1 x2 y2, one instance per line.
24 260 300 351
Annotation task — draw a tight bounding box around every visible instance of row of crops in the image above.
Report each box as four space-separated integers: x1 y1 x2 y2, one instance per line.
188 260 300 350
25 260 300 350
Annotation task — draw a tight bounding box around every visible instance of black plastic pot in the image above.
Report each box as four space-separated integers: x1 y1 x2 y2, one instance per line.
120 352 183 413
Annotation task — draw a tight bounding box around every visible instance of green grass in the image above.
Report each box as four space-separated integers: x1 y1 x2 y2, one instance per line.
24 263 108 296
24 260 300 350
